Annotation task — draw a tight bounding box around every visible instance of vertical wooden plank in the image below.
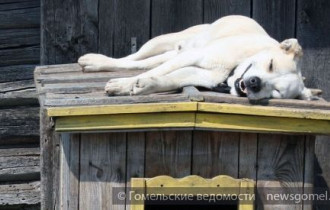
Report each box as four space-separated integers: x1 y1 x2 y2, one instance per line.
79 133 126 210
257 134 305 210
41 0 56 64
40 108 61 210
151 0 203 37
98 0 115 56
192 131 240 178
60 133 80 210
297 0 330 100
204 0 251 23
126 132 145 209
113 0 151 58
42 0 99 64
297 1 330 208
145 131 192 178
239 133 258 180
253 0 296 41
303 136 315 210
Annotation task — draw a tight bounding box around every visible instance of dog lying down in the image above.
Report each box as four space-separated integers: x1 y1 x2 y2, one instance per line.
78 15 320 100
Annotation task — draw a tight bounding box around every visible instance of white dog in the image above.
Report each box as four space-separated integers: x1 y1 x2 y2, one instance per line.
78 15 317 100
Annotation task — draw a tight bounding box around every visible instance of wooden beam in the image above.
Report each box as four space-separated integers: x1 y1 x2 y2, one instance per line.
196 113 330 135
48 102 198 117
55 112 196 132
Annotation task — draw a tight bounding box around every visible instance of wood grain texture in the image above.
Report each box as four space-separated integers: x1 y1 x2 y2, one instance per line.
303 136 315 210
79 133 126 210
0 45 39 67
297 0 330 100
239 133 258 180
253 0 296 41
0 28 39 49
60 133 80 210
151 0 203 37
113 0 150 58
192 131 239 178
257 134 305 210
0 65 36 83
126 132 145 209
40 108 60 210
0 181 40 206
0 1 40 29
145 131 192 178
0 107 39 138
204 0 251 23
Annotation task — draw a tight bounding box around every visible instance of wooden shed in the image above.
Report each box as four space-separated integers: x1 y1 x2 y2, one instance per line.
35 64 330 210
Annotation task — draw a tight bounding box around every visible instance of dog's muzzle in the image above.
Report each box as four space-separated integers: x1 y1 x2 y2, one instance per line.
245 76 261 93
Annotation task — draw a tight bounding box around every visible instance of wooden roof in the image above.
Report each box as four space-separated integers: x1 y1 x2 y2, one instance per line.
34 64 330 135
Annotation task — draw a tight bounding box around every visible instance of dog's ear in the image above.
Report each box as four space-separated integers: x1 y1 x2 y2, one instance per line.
298 87 322 100
280 39 303 58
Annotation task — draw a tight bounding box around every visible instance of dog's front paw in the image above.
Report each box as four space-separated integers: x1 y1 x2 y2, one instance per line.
105 77 137 96
132 77 159 95
78 53 114 72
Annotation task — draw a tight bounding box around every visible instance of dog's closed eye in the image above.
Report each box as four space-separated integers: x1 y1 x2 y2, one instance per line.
269 59 273 72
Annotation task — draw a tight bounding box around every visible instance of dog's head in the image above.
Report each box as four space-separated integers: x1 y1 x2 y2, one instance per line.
227 39 316 100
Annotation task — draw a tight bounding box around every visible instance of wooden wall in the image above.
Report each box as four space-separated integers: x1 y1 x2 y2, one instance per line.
0 0 41 209
59 132 313 210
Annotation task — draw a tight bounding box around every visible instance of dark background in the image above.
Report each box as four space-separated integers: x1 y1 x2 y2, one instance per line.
0 0 329 209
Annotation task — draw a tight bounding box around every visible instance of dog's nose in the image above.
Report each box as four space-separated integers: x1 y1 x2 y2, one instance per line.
245 76 261 92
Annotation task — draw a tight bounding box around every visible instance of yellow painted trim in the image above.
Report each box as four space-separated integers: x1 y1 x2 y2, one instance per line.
130 178 145 210
55 112 195 132
48 102 198 117
196 113 330 135
198 102 330 120
131 175 255 210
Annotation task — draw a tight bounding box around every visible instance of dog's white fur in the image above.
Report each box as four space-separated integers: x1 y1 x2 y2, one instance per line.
78 15 315 100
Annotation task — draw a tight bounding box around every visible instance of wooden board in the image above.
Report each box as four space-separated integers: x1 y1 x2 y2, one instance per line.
204 0 251 23
0 181 40 206
256 134 306 210
59 133 80 210
192 131 240 178
145 131 192 178
79 133 126 210
151 0 203 37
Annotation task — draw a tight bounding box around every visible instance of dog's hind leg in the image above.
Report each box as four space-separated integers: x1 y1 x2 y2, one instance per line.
131 67 227 95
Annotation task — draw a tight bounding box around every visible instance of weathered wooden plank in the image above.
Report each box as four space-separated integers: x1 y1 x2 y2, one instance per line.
0 155 39 182
0 80 35 93
0 0 39 11
98 0 114 56
145 131 192 177
192 131 240 178
0 65 35 83
303 136 315 210
0 146 39 157
0 107 39 138
0 136 39 146
40 108 61 210
60 133 80 210
0 89 38 107
0 1 39 29
0 28 39 49
47 102 197 117
44 94 190 107
126 132 145 209
151 0 203 37
314 135 330 210
40 0 56 64
257 134 305 210
0 181 40 206
253 0 296 41
113 0 150 58
204 0 251 23
0 45 39 67
55 112 196 132
79 133 126 210
239 133 257 180
297 0 330 100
